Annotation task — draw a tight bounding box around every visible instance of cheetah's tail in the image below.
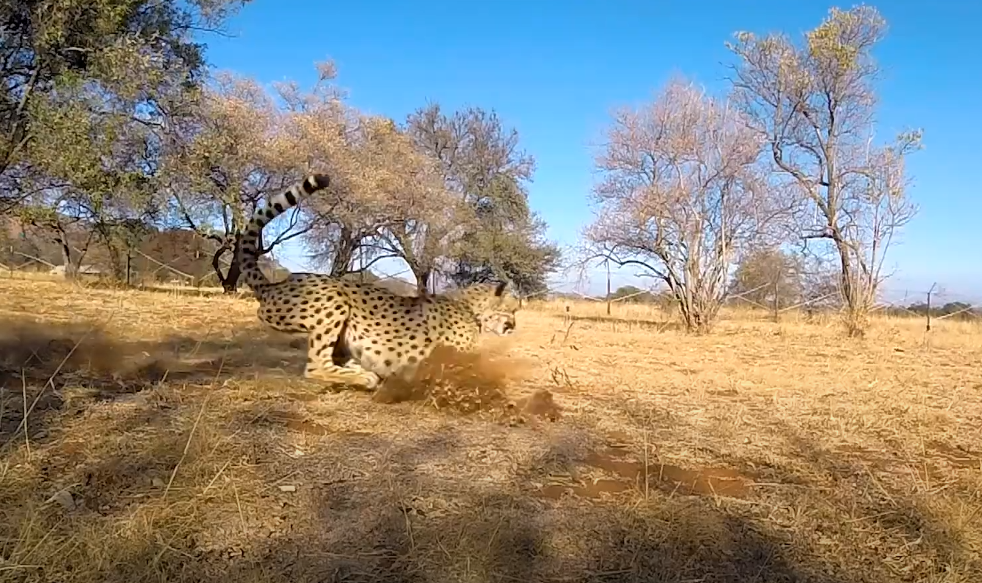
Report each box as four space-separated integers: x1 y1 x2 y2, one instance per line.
238 173 331 290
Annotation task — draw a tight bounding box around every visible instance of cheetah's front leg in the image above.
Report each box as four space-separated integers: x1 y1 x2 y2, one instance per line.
338 357 371 374
305 355 381 390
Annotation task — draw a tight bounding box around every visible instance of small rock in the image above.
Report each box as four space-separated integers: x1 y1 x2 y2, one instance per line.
45 488 76 511
151 477 166 488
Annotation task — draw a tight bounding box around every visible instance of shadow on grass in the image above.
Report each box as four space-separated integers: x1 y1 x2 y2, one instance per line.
2 396 855 583
0 316 310 445
725 419 982 582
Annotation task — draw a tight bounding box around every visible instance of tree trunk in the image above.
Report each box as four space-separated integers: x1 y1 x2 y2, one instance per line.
43 222 79 280
413 266 431 296
211 238 242 294
223 259 242 293
667 279 717 334
55 235 77 280
833 236 866 337
328 226 359 278
105 243 126 282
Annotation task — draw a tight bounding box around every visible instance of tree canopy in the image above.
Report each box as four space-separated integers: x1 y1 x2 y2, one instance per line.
0 3 560 294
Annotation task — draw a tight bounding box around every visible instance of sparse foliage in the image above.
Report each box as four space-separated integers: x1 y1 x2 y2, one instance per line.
797 253 845 312
283 77 472 293
726 5 922 336
0 0 248 283
728 247 803 312
0 0 249 211
160 72 310 292
376 116 468 294
585 78 782 333
26 77 161 280
278 63 387 277
406 103 560 296
312 112 467 294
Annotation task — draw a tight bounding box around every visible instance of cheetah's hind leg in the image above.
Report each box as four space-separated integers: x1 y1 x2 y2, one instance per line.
304 323 380 391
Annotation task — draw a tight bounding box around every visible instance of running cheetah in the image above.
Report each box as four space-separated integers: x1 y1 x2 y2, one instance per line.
236 173 520 389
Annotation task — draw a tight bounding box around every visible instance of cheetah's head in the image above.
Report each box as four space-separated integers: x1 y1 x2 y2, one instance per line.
481 311 517 336
452 280 521 336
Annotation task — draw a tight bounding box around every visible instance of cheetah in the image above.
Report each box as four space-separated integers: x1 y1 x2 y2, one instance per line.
236 173 521 390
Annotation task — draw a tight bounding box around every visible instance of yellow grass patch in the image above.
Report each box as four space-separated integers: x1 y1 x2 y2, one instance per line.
0 278 980 582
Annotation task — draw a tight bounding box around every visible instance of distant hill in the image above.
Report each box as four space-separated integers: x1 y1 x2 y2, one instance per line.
342 271 418 297
0 216 286 285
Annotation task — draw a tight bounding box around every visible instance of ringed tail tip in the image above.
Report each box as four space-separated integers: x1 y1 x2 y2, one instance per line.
304 173 331 192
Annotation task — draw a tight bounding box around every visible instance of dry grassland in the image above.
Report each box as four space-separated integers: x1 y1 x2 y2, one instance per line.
1 276 980 582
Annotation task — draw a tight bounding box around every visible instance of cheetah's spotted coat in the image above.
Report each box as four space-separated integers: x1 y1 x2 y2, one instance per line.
236 173 520 389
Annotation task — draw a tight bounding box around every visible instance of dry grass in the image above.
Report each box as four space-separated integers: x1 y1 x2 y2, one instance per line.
0 277 980 583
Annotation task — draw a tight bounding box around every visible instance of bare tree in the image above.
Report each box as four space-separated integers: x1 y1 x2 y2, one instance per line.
726 5 922 336
273 63 467 290
371 117 469 294
584 78 782 333
161 72 311 292
276 66 404 278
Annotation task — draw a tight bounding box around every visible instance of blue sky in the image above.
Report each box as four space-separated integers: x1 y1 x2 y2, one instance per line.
200 0 982 303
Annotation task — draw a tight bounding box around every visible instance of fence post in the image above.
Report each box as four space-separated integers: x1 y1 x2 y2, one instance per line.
605 261 611 316
772 279 780 323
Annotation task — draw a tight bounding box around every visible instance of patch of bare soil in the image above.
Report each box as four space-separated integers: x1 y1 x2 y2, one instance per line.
258 410 331 436
538 440 751 501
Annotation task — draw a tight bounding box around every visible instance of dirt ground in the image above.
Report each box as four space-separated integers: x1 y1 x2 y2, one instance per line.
1 277 980 583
